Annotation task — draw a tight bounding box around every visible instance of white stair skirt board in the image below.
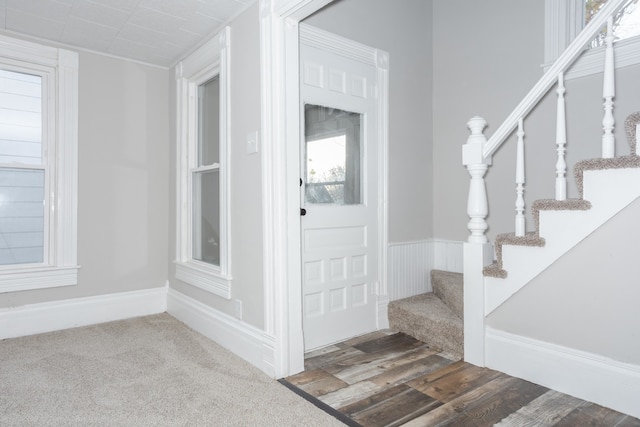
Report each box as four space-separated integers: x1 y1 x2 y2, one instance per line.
485 168 640 314
0 286 168 339
167 288 276 378
486 327 640 419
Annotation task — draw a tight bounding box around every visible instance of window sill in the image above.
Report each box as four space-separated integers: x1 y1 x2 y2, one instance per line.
0 266 79 293
174 261 232 299
544 36 640 80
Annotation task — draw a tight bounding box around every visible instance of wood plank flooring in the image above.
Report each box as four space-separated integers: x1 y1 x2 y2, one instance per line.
283 331 640 427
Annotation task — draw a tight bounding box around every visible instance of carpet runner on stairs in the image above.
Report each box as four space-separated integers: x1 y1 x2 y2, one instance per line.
388 269 463 360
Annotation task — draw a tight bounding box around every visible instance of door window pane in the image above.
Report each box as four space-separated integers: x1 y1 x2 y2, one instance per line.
192 170 220 266
0 69 42 165
304 104 362 205
0 168 44 265
198 76 220 167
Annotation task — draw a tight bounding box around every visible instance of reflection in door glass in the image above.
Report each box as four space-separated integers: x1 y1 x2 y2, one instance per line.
304 104 362 205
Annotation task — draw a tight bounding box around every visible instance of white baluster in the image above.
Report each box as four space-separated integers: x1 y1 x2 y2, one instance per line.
515 118 526 236
463 117 491 244
556 72 567 201
602 16 615 158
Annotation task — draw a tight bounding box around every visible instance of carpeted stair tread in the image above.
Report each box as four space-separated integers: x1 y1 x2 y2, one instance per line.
574 155 640 197
483 262 507 279
431 270 463 320
531 199 592 232
388 293 463 360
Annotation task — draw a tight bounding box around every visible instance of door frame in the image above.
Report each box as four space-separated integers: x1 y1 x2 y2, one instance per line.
259 0 389 378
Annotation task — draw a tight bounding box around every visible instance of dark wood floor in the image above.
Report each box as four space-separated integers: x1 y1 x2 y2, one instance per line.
283 331 640 427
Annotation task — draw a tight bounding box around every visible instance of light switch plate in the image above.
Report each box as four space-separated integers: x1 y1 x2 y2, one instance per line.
247 131 259 154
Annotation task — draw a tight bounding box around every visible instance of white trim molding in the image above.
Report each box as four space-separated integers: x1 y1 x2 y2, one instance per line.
174 27 232 299
0 287 167 339
486 327 640 418
260 8 390 378
167 288 276 377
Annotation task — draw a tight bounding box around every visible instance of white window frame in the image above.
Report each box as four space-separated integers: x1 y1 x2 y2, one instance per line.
545 0 640 79
175 27 232 299
0 35 79 293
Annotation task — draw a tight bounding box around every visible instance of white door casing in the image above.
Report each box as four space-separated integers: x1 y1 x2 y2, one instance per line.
260 0 388 377
300 26 383 350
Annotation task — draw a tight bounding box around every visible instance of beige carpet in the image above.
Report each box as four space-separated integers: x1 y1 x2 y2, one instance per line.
0 314 344 426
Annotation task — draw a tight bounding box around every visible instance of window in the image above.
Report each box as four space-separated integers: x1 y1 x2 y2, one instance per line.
545 0 640 78
0 35 78 293
304 105 362 205
175 27 231 298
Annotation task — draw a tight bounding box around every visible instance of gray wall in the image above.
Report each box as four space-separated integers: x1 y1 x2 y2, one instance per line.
488 196 640 364
1 51 170 308
169 3 265 329
432 0 545 242
305 0 434 243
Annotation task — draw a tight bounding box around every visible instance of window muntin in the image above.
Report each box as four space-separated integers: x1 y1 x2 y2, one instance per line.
175 27 231 298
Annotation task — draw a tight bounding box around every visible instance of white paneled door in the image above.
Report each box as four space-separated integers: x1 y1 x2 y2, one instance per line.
300 30 380 351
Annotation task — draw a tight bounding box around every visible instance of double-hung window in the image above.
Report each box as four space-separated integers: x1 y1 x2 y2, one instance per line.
175 28 231 298
0 35 79 293
545 0 640 78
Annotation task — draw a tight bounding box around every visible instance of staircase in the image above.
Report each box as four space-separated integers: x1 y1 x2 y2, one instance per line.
460 0 640 418
388 270 463 359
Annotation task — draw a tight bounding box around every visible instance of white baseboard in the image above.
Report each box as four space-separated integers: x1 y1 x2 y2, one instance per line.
486 327 640 418
167 288 276 377
0 286 168 339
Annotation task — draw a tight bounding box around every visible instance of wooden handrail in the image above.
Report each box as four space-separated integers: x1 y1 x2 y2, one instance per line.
482 0 628 159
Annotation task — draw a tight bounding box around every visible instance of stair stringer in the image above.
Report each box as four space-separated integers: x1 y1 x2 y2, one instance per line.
485 167 640 315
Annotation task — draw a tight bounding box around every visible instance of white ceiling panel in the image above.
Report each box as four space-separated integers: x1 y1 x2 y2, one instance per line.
7 0 72 21
61 16 120 51
69 1 130 29
5 9 66 41
0 0 254 68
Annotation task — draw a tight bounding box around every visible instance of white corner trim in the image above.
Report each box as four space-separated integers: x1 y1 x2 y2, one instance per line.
0 286 168 339
486 327 640 418
376 293 389 329
167 288 276 378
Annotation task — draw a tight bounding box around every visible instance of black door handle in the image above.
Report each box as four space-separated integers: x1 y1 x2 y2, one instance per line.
300 208 307 216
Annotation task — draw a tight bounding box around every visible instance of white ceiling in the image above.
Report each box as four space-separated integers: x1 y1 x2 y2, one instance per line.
0 0 254 68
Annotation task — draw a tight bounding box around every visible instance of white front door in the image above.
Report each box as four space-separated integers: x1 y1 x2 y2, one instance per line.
300 28 381 351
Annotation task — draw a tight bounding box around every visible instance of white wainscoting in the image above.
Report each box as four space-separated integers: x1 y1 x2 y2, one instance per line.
486 327 640 419
0 286 168 339
167 288 276 377
388 239 463 301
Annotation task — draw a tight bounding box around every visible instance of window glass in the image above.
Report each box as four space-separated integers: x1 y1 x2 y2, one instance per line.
0 70 42 164
198 76 220 167
0 68 45 267
192 170 220 266
588 0 640 47
304 104 362 205
0 168 44 265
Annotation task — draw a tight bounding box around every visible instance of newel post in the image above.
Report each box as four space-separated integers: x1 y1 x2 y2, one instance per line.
463 117 492 244
462 116 494 367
